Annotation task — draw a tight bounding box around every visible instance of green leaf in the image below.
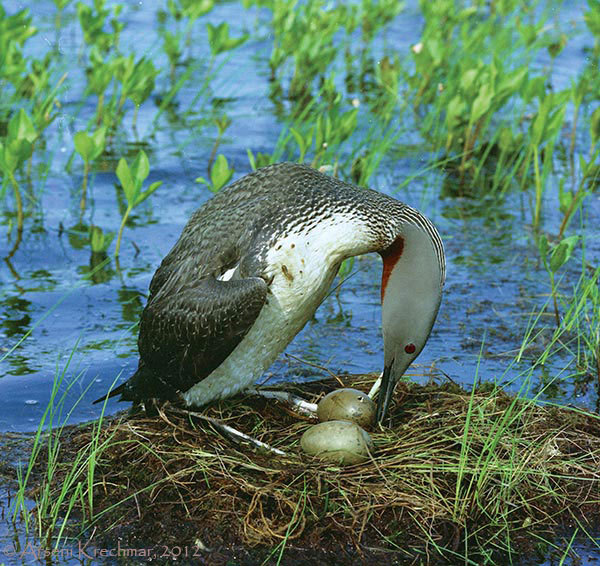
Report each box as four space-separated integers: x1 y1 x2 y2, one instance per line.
538 234 549 264
590 106 600 148
549 235 579 273
134 180 162 206
446 95 466 129
116 158 135 204
74 131 93 161
545 105 566 142
131 150 150 184
531 95 550 146
206 22 247 55
0 140 9 173
90 126 106 160
210 154 233 191
247 148 256 171
3 139 32 170
290 127 308 160
74 127 105 162
557 179 573 215
90 225 114 253
427 37 443 66
522 76 546 104
470 83 493 124
338 108 357 141
459 69 478 93
496 67 528 102
8 109 37 144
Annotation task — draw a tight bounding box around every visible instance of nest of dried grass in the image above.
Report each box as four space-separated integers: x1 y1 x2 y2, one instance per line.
39 374 600 564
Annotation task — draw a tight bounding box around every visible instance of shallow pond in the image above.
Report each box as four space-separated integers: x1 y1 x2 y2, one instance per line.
0 0 597 432
1 0 599 562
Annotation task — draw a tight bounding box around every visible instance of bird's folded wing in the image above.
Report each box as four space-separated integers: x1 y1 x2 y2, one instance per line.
138 276 268 393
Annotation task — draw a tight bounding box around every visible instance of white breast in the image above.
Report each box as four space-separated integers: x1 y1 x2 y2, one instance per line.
182 213 375 407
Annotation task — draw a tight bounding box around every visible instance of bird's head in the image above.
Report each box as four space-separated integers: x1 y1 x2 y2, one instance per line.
376 219 445 424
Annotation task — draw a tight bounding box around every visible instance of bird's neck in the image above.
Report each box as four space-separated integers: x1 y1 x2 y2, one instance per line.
380 222 444 361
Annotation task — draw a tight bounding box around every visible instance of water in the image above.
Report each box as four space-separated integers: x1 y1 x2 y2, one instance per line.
0 0 599 562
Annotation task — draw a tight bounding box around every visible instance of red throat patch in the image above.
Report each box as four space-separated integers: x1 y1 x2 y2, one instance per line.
380 236 404 302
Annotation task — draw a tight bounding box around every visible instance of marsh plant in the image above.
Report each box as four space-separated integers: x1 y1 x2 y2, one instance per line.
196 153 233 193
114 149 162 257
73 125 106 213
0 109 36 250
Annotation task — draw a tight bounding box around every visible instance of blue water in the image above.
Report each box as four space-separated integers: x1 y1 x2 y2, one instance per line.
0 0 598 432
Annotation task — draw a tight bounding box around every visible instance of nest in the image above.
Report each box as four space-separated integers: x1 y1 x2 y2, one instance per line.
31 374 600 564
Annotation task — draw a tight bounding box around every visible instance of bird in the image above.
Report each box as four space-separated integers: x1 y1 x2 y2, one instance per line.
94 162 445 423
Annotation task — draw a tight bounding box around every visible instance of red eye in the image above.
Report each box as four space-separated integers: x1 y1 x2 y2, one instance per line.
404 343 416 354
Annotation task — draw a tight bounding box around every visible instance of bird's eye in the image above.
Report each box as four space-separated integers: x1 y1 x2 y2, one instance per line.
404 343 416 354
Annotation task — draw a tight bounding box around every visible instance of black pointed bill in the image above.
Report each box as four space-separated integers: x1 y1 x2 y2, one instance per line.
375 362 395 424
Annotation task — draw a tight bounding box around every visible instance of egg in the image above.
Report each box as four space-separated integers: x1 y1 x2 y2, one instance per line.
300 420 373 465
317 388 376 429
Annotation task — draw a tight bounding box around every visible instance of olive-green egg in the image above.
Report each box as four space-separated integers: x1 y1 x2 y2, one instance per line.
317 388 376 429
300 420 373 465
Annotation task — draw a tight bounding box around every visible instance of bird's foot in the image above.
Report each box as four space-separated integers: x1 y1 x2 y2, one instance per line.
165 405 286 456
248 387 318 416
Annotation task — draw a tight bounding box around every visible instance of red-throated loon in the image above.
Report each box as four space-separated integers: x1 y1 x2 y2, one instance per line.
95 162 445 423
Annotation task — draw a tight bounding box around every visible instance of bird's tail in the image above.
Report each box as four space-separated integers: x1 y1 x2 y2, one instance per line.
92 364 177 405
92 381 129 405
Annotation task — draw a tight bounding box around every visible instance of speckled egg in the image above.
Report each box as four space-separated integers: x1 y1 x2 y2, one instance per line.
316 388 376 429
300 420 373 465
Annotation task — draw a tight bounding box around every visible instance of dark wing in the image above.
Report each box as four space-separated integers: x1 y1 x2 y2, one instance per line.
103 276 267 403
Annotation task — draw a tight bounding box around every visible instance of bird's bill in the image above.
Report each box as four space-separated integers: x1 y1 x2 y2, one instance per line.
375 363 395 424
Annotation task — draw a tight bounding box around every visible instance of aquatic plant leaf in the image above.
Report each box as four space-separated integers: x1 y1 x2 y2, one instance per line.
470 83 493 124
128 58 158 106
181 0 213 20
538 234 549 266
545 105 566 142
116 158 134 203
210 154 233 191
446 95 466 129
550 236 579 273
134 181 162 206
131 150 150 184
207 22 248 56
8 109 36 144
496 67 528 101
90 127 106 160
590 106 600 148
338 108 358 141
558 180 573 215
531 97 550 146
1 138 32 171
0 141 10 173
522 76 546 103
74 131 93 161
584 1 600 37
90 225 114 253
427 38 443 67
460 69 478 93
290 127 310 161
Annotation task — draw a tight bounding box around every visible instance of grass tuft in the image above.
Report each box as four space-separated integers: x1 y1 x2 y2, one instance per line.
16 373 600 564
